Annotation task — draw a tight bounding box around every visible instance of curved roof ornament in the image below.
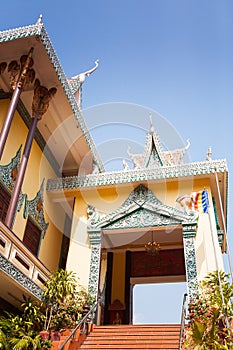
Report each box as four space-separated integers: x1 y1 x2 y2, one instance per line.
78 59 99 84
67 60 99 107
68 59 99 91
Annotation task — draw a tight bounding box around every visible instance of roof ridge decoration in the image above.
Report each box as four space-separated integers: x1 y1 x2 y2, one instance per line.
0 20 104 173
46 158 228 191
127 114 190 169
67 59 99 108
87 184 197 231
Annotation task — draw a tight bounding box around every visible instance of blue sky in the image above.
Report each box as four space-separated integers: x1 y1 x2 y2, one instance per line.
1 0 233 323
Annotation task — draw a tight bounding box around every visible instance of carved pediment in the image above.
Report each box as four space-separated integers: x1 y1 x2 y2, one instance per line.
88 185 196 231
103 207 182 230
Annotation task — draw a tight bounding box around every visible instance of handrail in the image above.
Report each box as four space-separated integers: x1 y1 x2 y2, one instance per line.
179 293 188 350
58 298 101 350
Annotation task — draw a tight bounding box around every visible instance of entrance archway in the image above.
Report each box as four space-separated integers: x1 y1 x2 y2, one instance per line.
87 185 198 324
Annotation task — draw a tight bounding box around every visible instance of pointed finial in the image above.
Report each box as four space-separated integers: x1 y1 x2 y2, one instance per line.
36 14 43 25
206 146 212 161
149 113 154 133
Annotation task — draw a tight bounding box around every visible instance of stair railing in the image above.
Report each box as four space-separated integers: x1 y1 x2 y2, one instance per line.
179 292 188 350
58 297 101 350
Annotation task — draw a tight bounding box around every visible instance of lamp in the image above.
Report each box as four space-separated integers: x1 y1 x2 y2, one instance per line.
145 231 161 256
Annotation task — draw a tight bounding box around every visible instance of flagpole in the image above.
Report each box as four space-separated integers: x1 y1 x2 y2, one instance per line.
214 169 233 282
207 204 230 330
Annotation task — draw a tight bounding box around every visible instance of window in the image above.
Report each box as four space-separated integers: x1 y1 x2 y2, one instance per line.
23 217 41 256
0 183 11 222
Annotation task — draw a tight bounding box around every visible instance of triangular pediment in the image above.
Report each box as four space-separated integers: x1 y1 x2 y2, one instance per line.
88 185 196 231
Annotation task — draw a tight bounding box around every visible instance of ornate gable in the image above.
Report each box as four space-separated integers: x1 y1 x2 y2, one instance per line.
88 184 197 231
127 115 190 169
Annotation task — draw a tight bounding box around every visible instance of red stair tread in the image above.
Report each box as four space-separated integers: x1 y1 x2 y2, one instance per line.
78 324 180 349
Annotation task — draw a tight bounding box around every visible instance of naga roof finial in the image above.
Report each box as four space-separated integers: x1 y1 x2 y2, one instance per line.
67 60 99 108
36 14 43 25
78 59 99 83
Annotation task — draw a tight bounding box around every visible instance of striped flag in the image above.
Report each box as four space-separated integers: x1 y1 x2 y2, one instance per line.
191 190 209 214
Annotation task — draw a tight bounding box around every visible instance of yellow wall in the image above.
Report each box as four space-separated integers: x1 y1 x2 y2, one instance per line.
66 175 223 293
0 99 64 272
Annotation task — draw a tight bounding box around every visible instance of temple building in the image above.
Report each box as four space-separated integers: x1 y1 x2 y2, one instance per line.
0 18 228 326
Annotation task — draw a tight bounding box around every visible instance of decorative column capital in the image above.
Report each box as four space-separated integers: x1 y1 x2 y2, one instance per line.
88 229 102 245
31 79 57 120
182 222 197 238
7 48 35 91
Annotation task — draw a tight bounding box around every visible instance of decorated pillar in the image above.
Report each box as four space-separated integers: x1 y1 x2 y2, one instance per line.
0 48 35 159
88 229 102 301
5 79 57 228
182 223 198 300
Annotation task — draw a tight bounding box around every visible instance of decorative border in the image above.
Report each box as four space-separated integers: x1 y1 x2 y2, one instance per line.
0 145 21 189
88 230 102 300
0 146 25 215
23 180 48 238
0 253 43 299
183 235 199 299
47 159 228 191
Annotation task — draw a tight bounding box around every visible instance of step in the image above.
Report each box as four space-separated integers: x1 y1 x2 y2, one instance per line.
79 324 180 349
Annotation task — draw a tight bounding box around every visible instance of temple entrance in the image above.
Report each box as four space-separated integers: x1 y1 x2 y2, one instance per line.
133 282 187 324
102 227 186 325
87 185 198 325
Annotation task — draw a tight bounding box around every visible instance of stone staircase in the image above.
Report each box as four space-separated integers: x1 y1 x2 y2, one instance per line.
78 324 181 349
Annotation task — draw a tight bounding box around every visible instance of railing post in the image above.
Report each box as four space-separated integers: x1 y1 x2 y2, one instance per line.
82 302 90 335
179 293 188 350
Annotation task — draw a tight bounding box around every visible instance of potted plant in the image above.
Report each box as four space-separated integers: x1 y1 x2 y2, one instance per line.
41 269 89 337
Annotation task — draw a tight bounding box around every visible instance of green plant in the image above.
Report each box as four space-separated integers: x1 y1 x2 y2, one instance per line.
184 270 233 349
21 296 45 332
0 296 45 349
10 332 42 350
0 328 9 350
40 338 52 349
0 269 89 348
42 269 89 331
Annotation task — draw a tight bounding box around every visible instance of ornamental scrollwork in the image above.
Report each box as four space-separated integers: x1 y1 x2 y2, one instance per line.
88 244 101 301
87 205 100 228
0 146 25 214
47 159 228 192
183 236 198 299
88 185 195 230
0 253 43 299
23 180 48 237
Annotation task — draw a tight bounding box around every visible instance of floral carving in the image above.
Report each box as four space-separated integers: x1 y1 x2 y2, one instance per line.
23 180 48 237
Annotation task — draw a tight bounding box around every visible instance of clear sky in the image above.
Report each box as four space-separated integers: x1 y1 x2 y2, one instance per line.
1 0 233 324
